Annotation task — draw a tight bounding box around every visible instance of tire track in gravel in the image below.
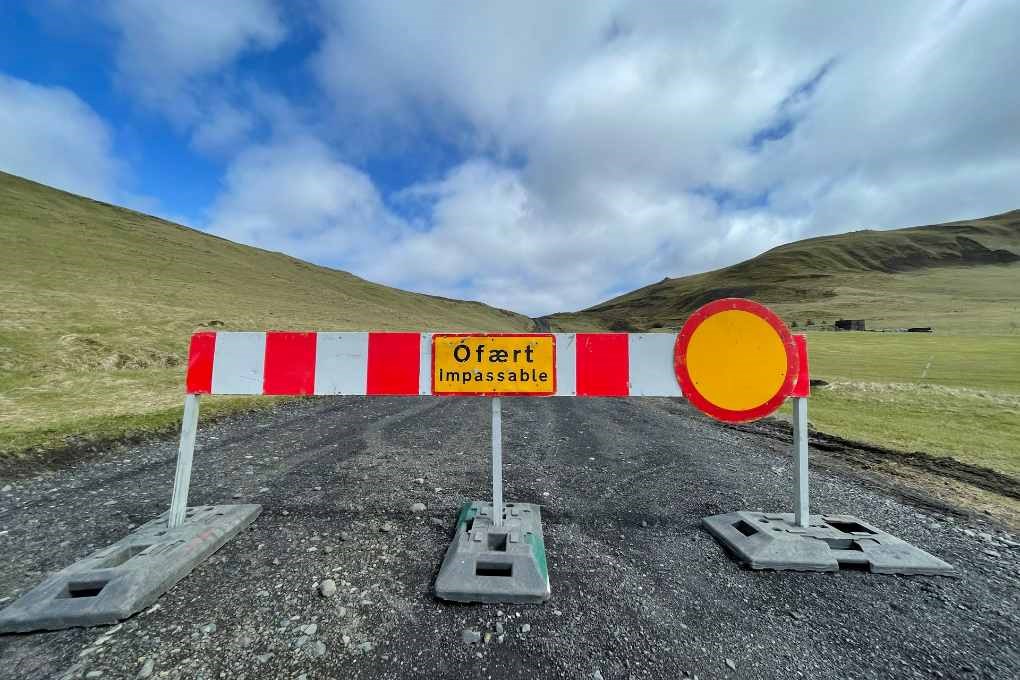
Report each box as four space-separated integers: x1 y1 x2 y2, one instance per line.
2 398 1018 680
0 398 377 515
533 397 732 523
494 398 728 678
735 418 1020 500
264 397 452 489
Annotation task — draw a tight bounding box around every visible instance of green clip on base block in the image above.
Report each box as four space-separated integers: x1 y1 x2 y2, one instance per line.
435 501 550 604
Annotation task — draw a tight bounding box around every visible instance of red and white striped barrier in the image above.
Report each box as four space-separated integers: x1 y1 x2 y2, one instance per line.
168 300 813 532
185 331 685 397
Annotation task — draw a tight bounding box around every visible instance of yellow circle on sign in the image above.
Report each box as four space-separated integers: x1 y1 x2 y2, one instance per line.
684 309 789 412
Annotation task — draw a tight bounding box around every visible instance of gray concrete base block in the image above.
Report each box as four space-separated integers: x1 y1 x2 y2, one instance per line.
0 504 261 633
702 511 955 576
435 501 551 604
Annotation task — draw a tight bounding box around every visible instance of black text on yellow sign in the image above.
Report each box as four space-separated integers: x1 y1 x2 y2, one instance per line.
432 334 556 395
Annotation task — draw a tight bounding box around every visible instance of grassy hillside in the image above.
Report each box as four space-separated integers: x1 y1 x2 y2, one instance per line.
546 211 1020 334
547 212 1020 494
0 172 534 455
766 331 1020 523
784 333 1020 475
3 167 1018 505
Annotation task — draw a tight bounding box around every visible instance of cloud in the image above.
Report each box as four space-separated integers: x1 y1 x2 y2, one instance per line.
207 136 407 261
293 0 1020 314
363 159 801 314
189 100 257 155
207 145 788 315
748 1 1020 232
191 1 1019 315
0 74 122 200
108 1 285 105
104 1 287 154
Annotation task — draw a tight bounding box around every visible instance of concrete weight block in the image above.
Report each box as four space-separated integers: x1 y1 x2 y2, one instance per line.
435 501 550 603
703 511 955 576
0 504 261 633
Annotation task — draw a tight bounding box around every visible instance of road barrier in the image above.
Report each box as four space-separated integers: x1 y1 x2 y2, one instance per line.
0 299 954 632
183 330 689 397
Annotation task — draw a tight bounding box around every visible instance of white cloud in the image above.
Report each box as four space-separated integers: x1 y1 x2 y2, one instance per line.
104 1 286 154
291 0 1019 314
190 100 257 155
208 147 787 314
22 2 1014 314
108 1 285 105
197 1 1018 314
0 74 121 200
207 136 407 260
361 159 802 314
749 1 1020 232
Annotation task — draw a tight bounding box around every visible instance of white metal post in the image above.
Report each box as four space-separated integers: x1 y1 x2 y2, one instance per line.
168 393 201 528
491 397 504 528
792 396 810 528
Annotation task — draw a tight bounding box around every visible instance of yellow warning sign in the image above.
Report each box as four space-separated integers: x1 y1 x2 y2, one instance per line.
675 298 798 423
432 334 555 395
685 310 788 411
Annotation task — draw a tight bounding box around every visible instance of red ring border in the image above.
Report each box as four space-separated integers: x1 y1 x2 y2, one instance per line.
673 298 799 423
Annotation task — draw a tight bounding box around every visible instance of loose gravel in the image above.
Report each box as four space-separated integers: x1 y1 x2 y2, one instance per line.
0 397 1017 679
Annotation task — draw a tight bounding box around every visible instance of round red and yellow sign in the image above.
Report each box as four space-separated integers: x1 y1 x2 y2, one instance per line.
674 298 798 423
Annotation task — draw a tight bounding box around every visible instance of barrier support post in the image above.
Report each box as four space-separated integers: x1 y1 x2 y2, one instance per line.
792 396 809 528
435 393 549 602
168 393 200 528
0 385 262 632
491 397 503 528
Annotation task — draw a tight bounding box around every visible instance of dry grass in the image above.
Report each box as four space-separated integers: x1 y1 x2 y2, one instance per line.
3 168 1019 490
547 211 1020 483
0 172 532 455
777 332 1020 479
547 210 1020 334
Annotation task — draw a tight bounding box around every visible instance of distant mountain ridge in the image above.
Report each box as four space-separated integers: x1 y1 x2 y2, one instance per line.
545 210 1020 332
2 169 1016 458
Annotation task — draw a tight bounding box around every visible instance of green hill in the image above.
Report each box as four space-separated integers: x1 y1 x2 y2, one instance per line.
0 171 533 455
2 169 1018 514
545 211 1020 512
546 210 1020 334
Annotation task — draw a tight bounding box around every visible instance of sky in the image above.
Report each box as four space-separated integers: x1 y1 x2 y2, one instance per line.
1 1 1018 316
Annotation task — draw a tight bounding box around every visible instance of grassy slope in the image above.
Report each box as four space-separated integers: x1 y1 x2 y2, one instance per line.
787 333 1020 477
547 211 1020 483
2 166 1018 489
546 210 1020 334
0 172 534 454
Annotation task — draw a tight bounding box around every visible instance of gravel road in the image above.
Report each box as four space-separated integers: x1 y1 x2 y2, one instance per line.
1 397 1017 680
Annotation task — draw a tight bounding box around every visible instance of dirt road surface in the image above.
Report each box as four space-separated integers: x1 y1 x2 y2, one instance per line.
1 397 1017 679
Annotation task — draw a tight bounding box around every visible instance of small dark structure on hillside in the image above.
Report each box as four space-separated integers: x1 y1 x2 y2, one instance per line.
835 319 866 331
907 327 933 333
